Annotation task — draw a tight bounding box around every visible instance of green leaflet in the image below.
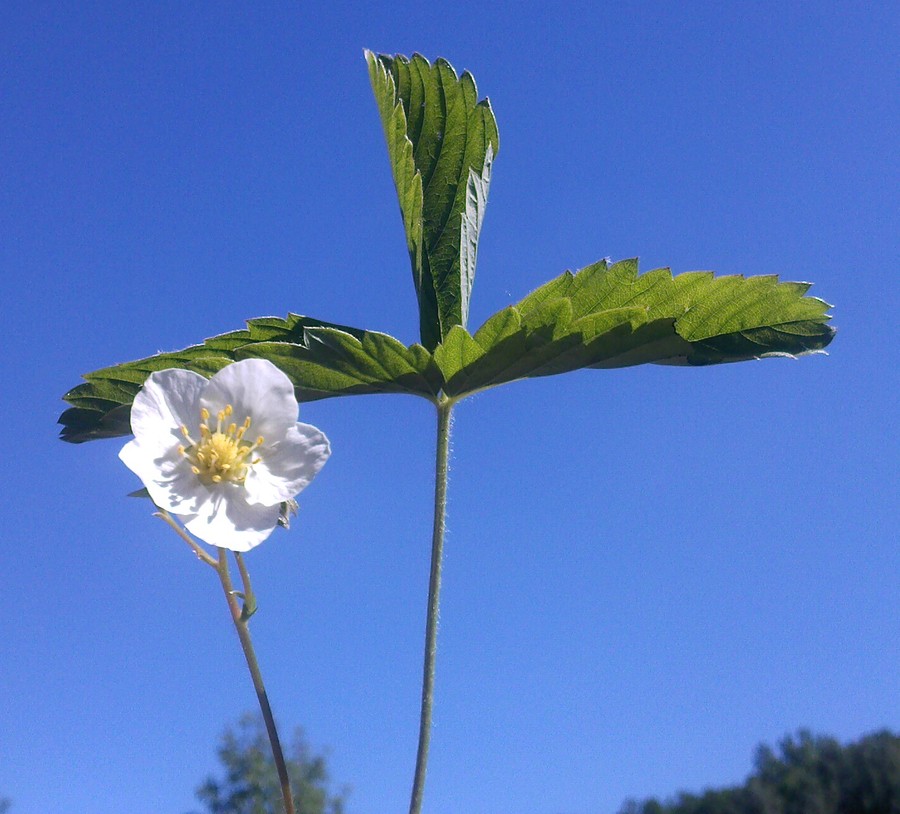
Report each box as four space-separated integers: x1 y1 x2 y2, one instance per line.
433 259 835 397
367 50 499 351
237 328 441 401
59 315 442 443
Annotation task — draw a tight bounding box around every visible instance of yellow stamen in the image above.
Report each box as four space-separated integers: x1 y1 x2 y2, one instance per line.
179 403 261 486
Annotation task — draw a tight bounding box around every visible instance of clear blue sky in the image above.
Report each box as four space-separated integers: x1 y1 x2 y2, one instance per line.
2 2 897 813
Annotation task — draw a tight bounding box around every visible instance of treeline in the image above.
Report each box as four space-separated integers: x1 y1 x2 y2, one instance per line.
620 729 900 814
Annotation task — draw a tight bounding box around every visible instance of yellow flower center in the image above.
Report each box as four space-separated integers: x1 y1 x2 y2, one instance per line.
178 405 264 485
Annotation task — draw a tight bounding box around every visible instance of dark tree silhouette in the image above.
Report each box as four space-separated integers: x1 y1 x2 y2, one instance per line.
619 729 900 814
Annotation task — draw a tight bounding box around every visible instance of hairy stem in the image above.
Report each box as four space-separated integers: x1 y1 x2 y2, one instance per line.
216 549 295 814
409 399 454 814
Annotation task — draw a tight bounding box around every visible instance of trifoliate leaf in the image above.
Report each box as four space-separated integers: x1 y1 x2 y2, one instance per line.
367 50 499 350
59 262 834 442
436 259 835 398
59 315 441 443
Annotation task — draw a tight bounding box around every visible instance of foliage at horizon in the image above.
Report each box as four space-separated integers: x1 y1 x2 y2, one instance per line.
189 713 346 814
58 52 835 443
618 729 900 814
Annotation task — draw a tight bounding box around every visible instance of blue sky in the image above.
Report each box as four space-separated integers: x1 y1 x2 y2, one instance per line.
2 2 898 813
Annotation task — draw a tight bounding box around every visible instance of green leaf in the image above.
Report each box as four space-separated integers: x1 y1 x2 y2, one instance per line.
437 259 835 398
367 50 499 350
59 315 441 443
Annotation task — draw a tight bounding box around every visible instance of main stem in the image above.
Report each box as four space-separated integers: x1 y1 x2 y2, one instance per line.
409 399 454 814
216 550 296 814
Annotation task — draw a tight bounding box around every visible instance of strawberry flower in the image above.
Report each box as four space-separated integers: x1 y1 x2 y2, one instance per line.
120 359 331 551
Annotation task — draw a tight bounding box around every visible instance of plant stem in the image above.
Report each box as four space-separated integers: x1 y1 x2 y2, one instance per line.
234 552 258 620
154 513 295 812
154 511 217 568
408 399 454 814
216 549 296 814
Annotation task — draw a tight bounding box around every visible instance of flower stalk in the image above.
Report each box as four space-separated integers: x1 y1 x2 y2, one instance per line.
234 552 258 620
155 509 218 567
408 399 454 814
155 510 296 814
215 548 296 814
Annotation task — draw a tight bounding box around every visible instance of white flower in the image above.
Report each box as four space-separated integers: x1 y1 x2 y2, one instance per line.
119 359 331 551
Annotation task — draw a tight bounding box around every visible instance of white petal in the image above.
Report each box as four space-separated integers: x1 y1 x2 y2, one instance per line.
200 359 298 442
130 369 208 452
183 488 281 551
244 423 331 506
119 439 210 516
